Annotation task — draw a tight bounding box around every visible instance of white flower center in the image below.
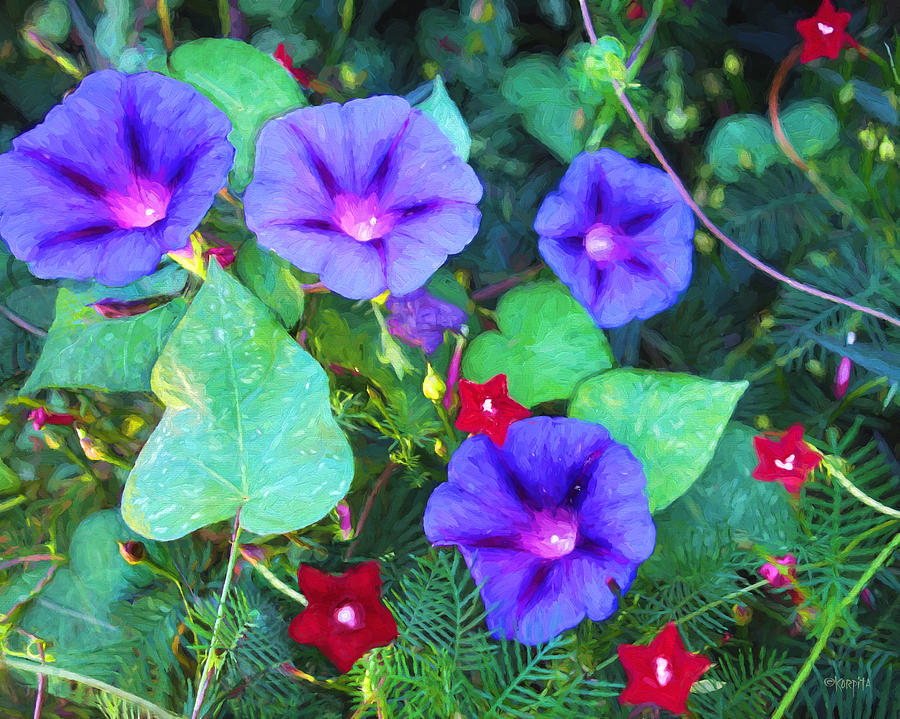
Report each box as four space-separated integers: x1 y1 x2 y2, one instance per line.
335 604 357 626
774 454 796 471
655 656 674 687
482 398 494 413
817 22 834 35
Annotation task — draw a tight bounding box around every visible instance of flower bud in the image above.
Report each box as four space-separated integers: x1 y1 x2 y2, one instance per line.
858 125 878 151
878 136 896 162
723 51 743 76
423 363 446 401
732 604 753 625
434 438 448 458
118 540 146 565
838 82 854 105
693 230 715 255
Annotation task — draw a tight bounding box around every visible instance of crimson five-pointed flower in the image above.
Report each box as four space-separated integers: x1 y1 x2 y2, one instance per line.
752 424 822 495
454 374 531 446
288 562 398 674
796 0 858 64
618 622 712 715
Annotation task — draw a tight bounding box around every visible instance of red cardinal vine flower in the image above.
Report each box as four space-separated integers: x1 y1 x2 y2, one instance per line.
28 407 75 432
455 374 531 446
796 0 859 64
288 562 398 673
752 424 822 494
618 622 712 715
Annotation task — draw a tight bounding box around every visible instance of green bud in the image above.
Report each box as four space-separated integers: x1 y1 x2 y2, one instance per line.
723 51 743 77
423 364 446 401
878 137 896 162
858 125 878 151
838 82 854 105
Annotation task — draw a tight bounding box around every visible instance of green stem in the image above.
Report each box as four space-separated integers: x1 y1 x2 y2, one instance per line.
190 509 243 719
1 655 184 719
771 531 900 719
824 458 900 519
674 579 769 627
626 0 664 78
217 0 230 37
241 551 307 607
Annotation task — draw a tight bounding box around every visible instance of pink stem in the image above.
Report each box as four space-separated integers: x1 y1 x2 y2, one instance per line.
0 554 61 572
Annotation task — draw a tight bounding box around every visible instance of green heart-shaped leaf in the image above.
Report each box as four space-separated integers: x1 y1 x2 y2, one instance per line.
122 262 353 540
569 369 748 512
22 290 187 394
462 281 614 407
151 38 307 191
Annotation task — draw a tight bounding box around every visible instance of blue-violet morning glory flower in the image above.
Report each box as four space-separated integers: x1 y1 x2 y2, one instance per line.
0 70 234 286
386 288 467 354
243 95 483 300
423 416 656 645
534 149 694 328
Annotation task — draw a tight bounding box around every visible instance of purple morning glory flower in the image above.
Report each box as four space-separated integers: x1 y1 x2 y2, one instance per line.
534 149 694 328
243 95 483 300
0 71 234 286
424 416 656 645
386 289 467 354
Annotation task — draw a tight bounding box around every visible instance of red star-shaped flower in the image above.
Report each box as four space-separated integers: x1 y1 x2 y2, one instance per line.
752 424 822 494
273 43 315 88
455 374 531 446
618 622 712 715
796 0 858 64
288 561 398 674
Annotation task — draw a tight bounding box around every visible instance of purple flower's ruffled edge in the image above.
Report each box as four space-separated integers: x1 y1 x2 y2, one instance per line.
461 545 640 645
533 149 694 328
424 435 531 546
0 70 234 286
244 95 483 300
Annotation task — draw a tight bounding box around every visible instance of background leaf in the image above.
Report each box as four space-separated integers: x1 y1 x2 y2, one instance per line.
22 290 187 394
235 238 305 329
461 281 614 407
412 74 472 161
779 100 840 160
705 114 779 182
122 262 353 540
569 369 748 511
151 38 307 191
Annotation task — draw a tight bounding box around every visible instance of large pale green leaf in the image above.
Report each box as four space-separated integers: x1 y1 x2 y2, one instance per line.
22 291 187 394
461 281 614 407
569 369 748 512
152 38 307 190
235 238 304 329
122 262 353 540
